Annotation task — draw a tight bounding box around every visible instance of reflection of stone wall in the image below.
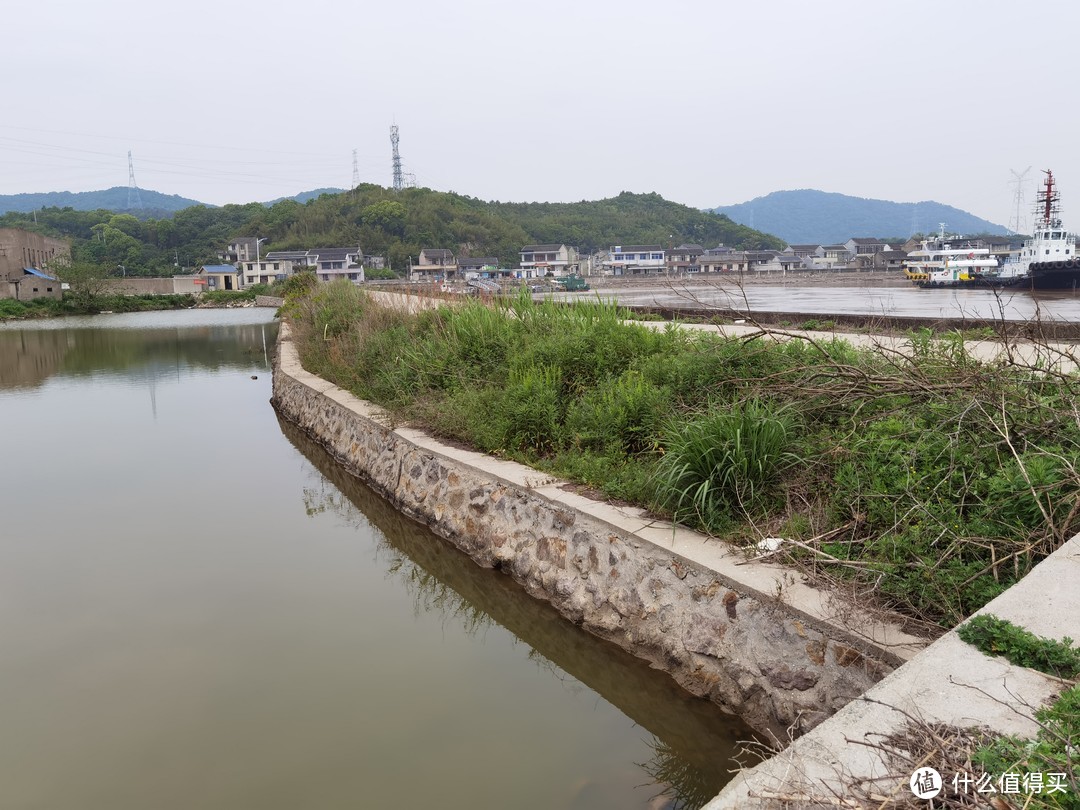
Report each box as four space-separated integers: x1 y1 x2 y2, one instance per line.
272 325 909 740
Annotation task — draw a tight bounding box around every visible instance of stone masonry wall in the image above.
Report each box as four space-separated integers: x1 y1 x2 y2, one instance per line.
272 324 907 740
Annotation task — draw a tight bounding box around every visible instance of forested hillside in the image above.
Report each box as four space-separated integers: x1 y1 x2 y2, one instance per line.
0 186 783 275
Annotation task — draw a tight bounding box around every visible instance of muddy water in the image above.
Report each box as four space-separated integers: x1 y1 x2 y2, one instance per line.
0 309 752 810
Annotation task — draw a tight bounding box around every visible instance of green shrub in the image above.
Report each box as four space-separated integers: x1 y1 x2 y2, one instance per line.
655 401 801 530
565 370 671 455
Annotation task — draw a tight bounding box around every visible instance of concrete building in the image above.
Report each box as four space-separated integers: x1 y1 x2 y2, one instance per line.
603 245 666 275
240 250 309 286
0 228 69 300
410 249 457 282
307 247 364 284
519 244 579 277
666 244 705 275
198 264 243 291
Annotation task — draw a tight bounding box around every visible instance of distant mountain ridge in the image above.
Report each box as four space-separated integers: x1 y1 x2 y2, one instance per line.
712 189 1009 245
0 187 349 218
0 186 207 218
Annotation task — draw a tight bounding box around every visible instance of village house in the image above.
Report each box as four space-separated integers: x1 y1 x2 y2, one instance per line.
308 247 364 284
519 244 579 277
603 245 666 275
457 257 501 278
698 249 779 274
666 244 705 275
410 249 457 282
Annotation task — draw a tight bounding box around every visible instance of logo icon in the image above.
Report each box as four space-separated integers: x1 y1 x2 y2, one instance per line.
909 767 943 799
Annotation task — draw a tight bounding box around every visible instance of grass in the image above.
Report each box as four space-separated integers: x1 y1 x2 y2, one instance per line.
954 616 1080 808
0 293 198 319
286 282 1080 629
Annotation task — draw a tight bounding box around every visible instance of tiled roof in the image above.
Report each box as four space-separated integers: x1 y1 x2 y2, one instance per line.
308 247 356 262
522 244 564 252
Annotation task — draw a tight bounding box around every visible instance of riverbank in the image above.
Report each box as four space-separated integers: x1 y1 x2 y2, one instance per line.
271 320 921 740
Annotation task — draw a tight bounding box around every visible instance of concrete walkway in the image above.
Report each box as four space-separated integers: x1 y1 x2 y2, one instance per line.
708 531 1080 808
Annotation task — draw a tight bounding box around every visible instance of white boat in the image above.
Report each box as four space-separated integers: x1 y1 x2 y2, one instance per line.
904 227 1001 288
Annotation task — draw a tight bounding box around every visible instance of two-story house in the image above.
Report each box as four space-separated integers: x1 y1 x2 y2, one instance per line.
240 250 309 286
519 244 579 277
666 244 704 275
603 245 666 275
410 249 457 282
308 247 365 284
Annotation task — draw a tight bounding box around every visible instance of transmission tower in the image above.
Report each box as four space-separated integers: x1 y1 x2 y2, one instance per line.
1009 166 1032 234
352 149 360 188
390 125 404 191
910 203 919 237
127 150 143 209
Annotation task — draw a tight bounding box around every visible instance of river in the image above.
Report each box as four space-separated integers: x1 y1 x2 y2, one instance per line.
565 280 1080 322
0 308 752 810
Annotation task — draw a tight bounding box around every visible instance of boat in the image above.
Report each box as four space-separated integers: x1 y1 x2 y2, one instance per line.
904 226 1002 288
990 170 1080 289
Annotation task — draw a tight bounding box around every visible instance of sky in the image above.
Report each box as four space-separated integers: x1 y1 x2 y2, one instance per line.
4 0 1077 230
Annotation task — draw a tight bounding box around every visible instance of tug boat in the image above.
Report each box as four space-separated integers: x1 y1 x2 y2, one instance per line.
992 170 1080 289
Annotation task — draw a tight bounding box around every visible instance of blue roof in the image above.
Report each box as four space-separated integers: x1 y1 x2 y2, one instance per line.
202 265 238 273
23 267 58 280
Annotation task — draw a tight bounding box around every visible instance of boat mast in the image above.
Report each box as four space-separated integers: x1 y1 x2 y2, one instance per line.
1039 170 1060 228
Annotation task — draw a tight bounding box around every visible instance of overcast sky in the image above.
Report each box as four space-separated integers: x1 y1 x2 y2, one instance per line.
4 0 1075 230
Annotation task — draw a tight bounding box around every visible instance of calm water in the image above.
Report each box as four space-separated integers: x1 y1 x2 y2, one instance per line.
0 308 751 810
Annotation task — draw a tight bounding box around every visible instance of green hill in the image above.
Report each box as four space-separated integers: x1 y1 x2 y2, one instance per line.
713 189 1009 244
0 185 785 276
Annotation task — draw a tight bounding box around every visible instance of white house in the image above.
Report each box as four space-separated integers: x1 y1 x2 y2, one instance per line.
308 247 365 284
519 244 579 277
603 245 666 275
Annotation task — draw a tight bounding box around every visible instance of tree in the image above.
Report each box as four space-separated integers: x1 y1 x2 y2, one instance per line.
54 258 111 309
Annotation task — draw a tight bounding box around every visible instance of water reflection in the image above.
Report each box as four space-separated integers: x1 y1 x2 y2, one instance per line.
0 310 277 390
280 418 754 808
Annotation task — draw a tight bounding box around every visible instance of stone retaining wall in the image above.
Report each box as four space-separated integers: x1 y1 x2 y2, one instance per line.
271 323 920 739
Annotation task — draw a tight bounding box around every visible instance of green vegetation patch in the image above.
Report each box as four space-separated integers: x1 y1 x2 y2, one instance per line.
958 614 1080 679
973 684 1080 808
287 283 1080 628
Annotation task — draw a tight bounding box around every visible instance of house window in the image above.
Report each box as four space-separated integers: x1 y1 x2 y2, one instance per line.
247 276 255 284
651 253 663 260
47 287 53 292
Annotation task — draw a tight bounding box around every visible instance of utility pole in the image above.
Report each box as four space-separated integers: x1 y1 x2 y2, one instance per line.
352 149 360 188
